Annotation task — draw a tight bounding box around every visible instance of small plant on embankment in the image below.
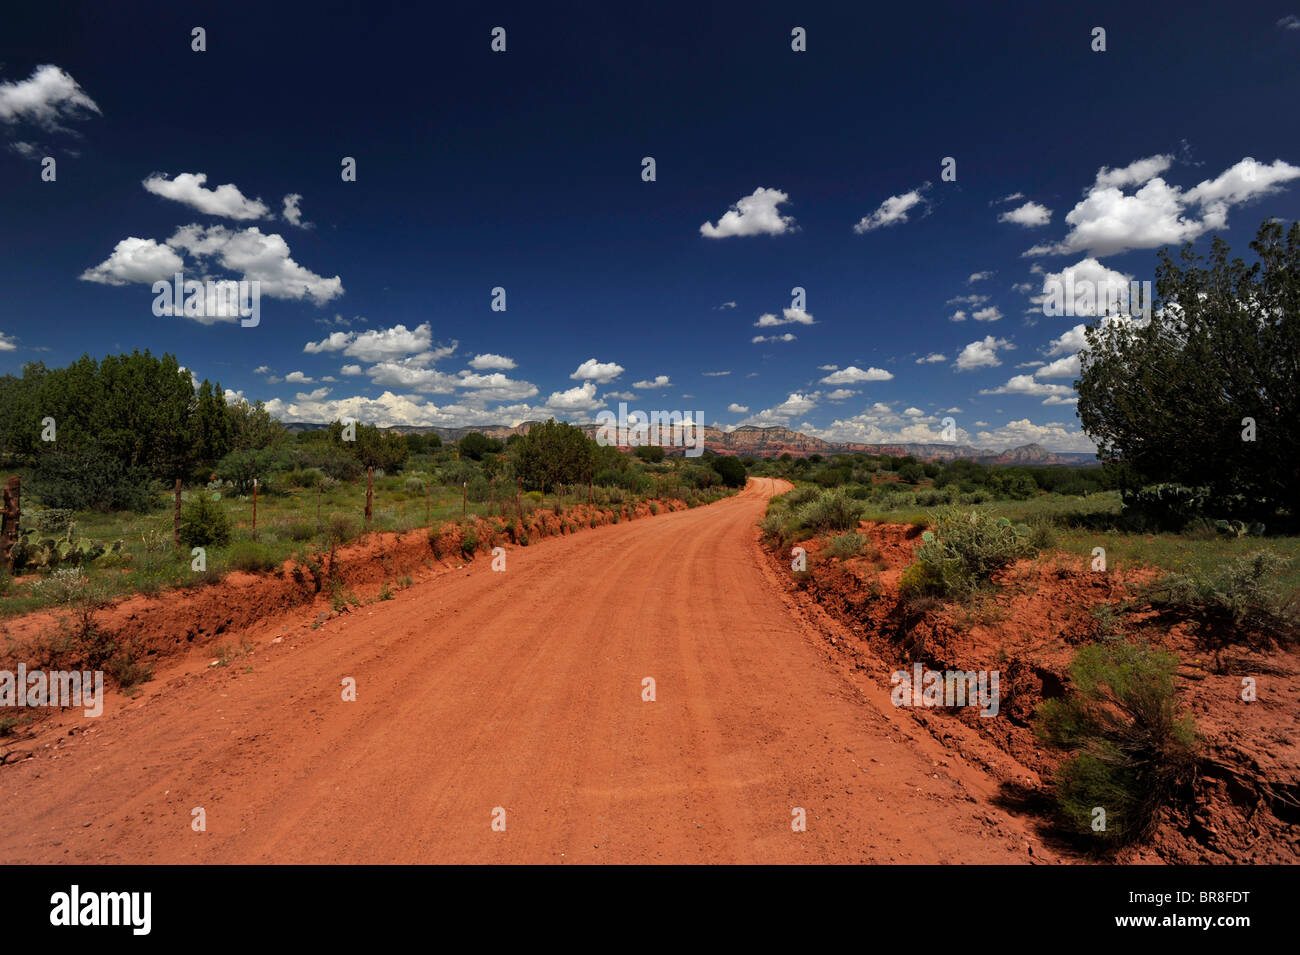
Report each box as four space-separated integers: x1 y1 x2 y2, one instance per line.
900 507 1039 600
1035 640 1198 847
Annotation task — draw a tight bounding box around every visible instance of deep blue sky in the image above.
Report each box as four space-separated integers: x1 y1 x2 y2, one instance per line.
3 0 1298 451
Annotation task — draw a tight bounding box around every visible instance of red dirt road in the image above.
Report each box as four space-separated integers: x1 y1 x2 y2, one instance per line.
0 478 1050 863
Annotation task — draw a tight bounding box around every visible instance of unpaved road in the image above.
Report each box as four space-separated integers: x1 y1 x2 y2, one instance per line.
0 478 1048 863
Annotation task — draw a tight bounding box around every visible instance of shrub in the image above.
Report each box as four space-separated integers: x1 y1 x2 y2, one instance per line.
1120 483 1209 532
1035 641 1198 846
827 531 865 559
1144 552 1298 648
460 523 480 557
898 560 947 600
710 456 748 488
913 507 1038 597
227 541 278 573
179 495 232 547
33 508 75 533
284 521 316 542
795 489 863 534
325 514 358 544
31 445 156 513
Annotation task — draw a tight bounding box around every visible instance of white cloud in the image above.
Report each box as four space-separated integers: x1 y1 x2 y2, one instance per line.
973 417 1093 452
916 352 946 364
340 364 362 376
454 371 539 403
282 193 312 228
979 375 1072 400
947 293 989 306
752 333 796 343
570 358 625 383
253 365 270 374
545 381 604 412
304 323 443 363
143 173 269 220
853 184 930 233
754 307 815 327
1031 155 1300 258
727 402 749 414
1035 354 1081 378
468 353 516 371
992 192 1025 205
998 201 1052 227
166 224 343 303
296 387 331 401
972 306 1003 322
817 364 838 371
285 371 314 384
1279 14 1300 29
819 365 894 385
735 392 818 426
0 65 99 130
968 271 994 283
0 331 16 351
825 389 857 400
79 237 184 286
954 336 1014 371
702 370 731 377
715 301 737 310
700 187 796 238
632 375 671 389
950 310 967 322
1037 258 1135 317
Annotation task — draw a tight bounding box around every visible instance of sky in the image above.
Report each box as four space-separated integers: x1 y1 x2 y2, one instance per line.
2 1 1299 453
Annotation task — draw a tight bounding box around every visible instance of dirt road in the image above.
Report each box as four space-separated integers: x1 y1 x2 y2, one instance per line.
0 478 1048 863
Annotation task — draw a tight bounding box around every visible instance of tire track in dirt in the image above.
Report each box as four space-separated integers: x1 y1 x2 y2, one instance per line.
0 478 1051 863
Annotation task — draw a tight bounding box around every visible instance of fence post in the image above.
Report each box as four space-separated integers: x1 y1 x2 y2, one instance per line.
462 481 467 517
173 478 182 550
365 466 374 523
317 483 322 525
1 476 19 572
425 481 431 525
252 478 259 541
516 477 522 520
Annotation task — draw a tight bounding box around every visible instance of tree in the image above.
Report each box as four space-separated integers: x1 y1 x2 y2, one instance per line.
1077 220 1298 520
192 379 234 468
633 445 665 463
710 455 748 488
512 419 595 492
458 432 503 460
228 398 287 452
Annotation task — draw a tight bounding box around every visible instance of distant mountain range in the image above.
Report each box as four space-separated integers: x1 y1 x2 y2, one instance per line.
283 420 1100 467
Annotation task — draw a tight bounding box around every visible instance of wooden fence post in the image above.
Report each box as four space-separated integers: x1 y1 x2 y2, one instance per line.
173 479 182 550
425 482 431 525
462 481 467 517
317 483 322 525
365 466 374 523
252 478 259 541
1 476 20 572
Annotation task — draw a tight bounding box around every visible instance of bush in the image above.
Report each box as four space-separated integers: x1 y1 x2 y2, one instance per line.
33 508 75 533
898 560 947 600
795 489 863 534
227 541 278 573
31 445 156 513
896 462 925 485
913 507 1038 597
827 532 865 559
1121 483 1209 532
710 456 748 488
633 445 665 463
1035 641 1198 846
217 448 275 496
1144 552 1298 648
179 495 232 547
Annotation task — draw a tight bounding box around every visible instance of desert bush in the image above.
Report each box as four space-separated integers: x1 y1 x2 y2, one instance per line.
284 521 316 542
827 531 865 559
898 560 947 601
795 489 863 534
1144 552 1298 647
784 485 822 508
1035 641 1198 846
32 508 75 534
325 514 358 544
913 507 1038 597
227 541 278 573
179 495 232 548
1120 483 1209 532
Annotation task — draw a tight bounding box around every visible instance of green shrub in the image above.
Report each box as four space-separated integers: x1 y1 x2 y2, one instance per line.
710 456 748 488
795 489 863 534
179 495 232 547
898 560 947 600
1035 641 1198 846
284 521 316 542
1120 483 1209 532
32 508 75 533
460 523 480 557
1144 552 1298 647
227 541 277 573
913 507 1038 597
827 531 865 559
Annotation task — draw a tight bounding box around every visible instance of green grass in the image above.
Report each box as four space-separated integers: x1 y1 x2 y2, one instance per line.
3 465 737 618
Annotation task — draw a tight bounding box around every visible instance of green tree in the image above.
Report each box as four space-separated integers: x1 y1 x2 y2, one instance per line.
512 419 595 492
1077 220 1298 520
458 432 503 460
192 379 234 468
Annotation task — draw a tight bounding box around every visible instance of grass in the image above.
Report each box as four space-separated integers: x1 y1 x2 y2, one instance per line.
3 461 734 619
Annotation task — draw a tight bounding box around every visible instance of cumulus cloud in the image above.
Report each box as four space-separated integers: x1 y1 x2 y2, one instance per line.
700 187 796 238
164 224 343 303
0 65 99 131
954 336 1014 371
950 310 967 323
819 365 894 385
1280 14 1300 29
825 389 857 400
143 173 269 220
968 271 994 283
1028 155 1300 258
853 184 930 233
545 381 604 412
809 402 965 446
998 201 1052 227
0 331 16 351
79 237 184 286
1036 258 1136 317
947 293 989 306
468 353 516 371
972 306 1003 322
632 375 671 389
915 352 946 364
285 371 314 384
734 392 818 426
727 402 749 414
979 375 1073 401
752 333 796 343
1035 354 1081 378
702 370 731 377
340 364 362 376
304 323 445 363
570 358 625 383
754 307 815 327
